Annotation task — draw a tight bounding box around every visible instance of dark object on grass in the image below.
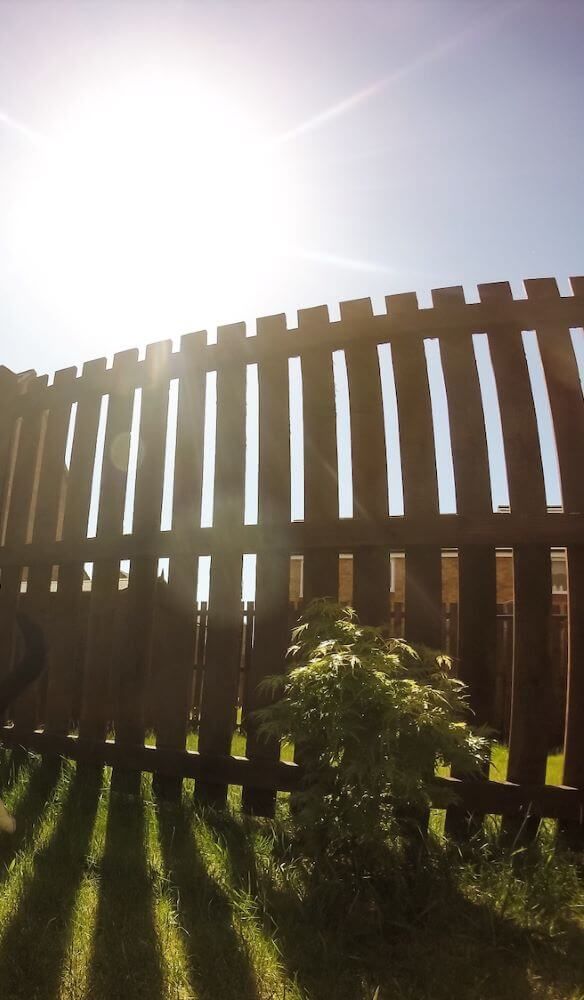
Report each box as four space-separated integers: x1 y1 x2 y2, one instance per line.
0 613 47 714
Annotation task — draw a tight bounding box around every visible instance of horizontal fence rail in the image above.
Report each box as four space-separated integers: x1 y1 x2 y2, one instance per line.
0 276 583 836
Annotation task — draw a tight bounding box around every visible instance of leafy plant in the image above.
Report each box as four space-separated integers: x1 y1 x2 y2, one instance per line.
257 599 489 870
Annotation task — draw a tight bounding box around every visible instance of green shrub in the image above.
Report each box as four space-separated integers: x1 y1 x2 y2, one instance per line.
257 599 489 870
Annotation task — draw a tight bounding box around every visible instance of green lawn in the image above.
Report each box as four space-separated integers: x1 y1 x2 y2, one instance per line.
0 747 581 999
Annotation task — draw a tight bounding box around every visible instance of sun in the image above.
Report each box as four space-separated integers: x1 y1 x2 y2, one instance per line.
8 69 301 350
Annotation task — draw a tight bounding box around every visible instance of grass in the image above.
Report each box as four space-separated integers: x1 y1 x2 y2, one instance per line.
0 747 581 1000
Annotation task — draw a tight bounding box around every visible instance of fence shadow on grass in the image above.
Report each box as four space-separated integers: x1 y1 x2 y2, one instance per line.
85 783 165 1000
156 799 260 1000
0 747 24 788
0 762 102 1000
199 813 584 1000
0 754 63 880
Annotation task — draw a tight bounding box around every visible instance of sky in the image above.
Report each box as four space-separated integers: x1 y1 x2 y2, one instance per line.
1 0 583 374
1 0 583 597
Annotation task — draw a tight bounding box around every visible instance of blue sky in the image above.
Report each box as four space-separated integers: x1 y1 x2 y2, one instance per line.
1 0 583 374
1 1 583 597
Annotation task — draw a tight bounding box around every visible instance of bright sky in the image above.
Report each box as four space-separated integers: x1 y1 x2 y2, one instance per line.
1 1 583 598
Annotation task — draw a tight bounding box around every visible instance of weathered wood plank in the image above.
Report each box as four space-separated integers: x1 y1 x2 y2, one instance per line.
504 546 553 839
1 509 583 569
479 283 552 840
523 279 584 844
2 724 584 821
243 314 291 815
300 306 340 604
150 557 198 800
479 282 547 515
434 287 497 836
115 342 171 772
0 373 25 705
563 547 584 788
149 336 205 798
23 367 77 729
0 367 21 550
388 293 442 650
44 360 106 735
172 332 207 543
387 293 443 839
0 374 48 703
196 323 247 806
80 350 138 741
343 299 390 624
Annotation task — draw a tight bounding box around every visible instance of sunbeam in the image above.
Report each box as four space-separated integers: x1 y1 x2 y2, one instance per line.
273 1 527 146
0 109 46 147
287 246 395 276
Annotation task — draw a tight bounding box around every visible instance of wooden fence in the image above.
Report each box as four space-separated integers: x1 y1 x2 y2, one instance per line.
0 277 583 833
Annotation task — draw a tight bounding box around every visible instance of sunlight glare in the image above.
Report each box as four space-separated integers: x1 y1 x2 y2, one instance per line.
8 70 300 344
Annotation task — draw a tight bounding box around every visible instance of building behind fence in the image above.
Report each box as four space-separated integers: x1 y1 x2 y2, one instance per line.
0 277 583 832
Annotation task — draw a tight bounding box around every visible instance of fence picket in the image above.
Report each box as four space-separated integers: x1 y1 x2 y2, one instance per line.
114 342 171 789
44 360 105 734
388 293 442 649
243 314 291 815
148 333 206 798
196 323 247 806
434 286 497 836
0 366 20 717
526 278 584 844
23 367 77 729
300 307 340 603
480 282 551 839
0 367 18 532
0 375 48 722
80 349 138 741
343 299 390 624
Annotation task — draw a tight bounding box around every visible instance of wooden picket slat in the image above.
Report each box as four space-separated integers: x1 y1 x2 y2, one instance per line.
385 293 443 839
172 331 207 543
524 278 584 843
342 299 390 624
479 282 552 838
243 314 291 815
0 366 18 540
149 556 198 799
196 323 247 806
387 293 442 650
22 367 77 729
80 349 138 741
1 375 49 552
433 286 497 835
0 368 23 702
115 342 171 772
300 306 340 604
564 547 584 788
525 278 584 515
0 374 48 706
191 602 208 721
44 360 106 734
149 334 206 798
